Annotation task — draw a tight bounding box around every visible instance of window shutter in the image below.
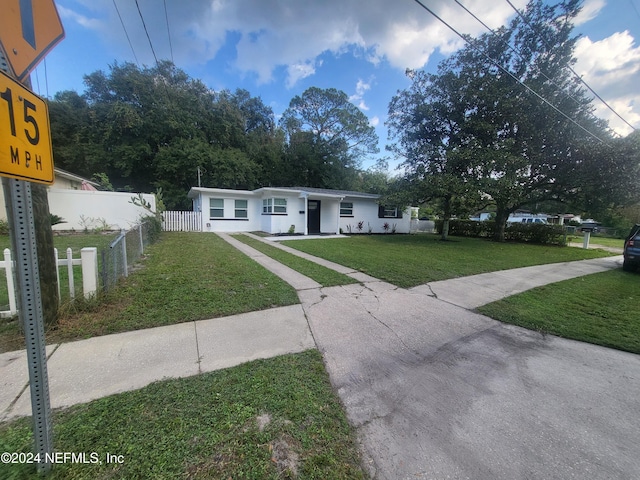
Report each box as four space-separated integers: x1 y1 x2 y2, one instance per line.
378 205 385 218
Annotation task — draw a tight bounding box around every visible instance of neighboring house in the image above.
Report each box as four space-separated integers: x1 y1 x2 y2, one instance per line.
0 168 155 231
49 168 101 191
187 186 412 235
0 168 99 221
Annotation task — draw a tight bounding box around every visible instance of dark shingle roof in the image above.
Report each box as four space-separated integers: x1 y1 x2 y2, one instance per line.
274 186 380 199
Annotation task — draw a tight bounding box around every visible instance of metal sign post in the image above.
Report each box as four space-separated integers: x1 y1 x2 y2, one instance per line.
2 176 53 473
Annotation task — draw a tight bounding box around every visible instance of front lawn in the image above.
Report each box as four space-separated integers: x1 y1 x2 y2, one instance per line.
478 269 640 354
0 350 366 479
0 233 299 352
283 234 614 288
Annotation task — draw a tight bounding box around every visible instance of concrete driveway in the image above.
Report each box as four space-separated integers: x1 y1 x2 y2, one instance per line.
299 279 640 479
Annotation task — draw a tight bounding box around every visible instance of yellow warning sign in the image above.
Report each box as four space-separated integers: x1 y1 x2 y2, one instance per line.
0 70 54 184
0 0 65 81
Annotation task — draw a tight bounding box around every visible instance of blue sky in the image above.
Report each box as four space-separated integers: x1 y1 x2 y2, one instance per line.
28 0 640 170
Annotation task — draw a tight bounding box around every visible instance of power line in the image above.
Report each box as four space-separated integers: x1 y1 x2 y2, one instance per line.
410 0 608 144
135 0 160 67
163 0 174 63
113 0 139 65
505 0 636 132
34 65 41 95
134 0 172 102
629 0 640 24
454 0 584 108
44 58 49 98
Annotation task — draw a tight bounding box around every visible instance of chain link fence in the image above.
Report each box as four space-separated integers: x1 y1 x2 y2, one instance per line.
100 221 159 292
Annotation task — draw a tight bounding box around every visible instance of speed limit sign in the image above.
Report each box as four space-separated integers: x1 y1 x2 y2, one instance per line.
0 69 54 184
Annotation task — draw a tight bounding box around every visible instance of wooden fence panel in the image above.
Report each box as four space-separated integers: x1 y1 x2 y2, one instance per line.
162 211 201 232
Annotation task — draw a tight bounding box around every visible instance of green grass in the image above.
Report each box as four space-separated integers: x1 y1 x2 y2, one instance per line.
569 235 625 249
0 232 299 352
0 350 366 479
283 234 615 288
234 234 358 287
478 269 640 354
0 233 118 308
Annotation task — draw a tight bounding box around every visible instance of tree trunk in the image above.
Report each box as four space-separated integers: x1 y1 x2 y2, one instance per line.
494 208 510 242
441 218 450 241
32 184 59 327
441 196 451 241
3 182 59 329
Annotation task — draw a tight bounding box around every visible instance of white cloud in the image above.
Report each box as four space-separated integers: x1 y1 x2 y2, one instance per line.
574 31 640 135
57 5 103 30
285 61 320 88
370 115 380 127
349 78 373 110
574 0 606 26
81 0 528 86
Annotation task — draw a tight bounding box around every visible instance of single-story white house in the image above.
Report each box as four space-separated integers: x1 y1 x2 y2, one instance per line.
187 186 412 235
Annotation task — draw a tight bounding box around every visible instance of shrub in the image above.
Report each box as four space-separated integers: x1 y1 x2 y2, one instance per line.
142 214 163 243
435 220 566 245
0 219 9 235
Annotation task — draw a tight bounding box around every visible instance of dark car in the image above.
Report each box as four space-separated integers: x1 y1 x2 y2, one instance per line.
623 224 640 272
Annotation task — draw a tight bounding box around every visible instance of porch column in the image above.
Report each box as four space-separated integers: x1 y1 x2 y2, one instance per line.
304 195 309 235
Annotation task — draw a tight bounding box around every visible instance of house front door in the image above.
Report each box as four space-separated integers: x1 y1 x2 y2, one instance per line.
307 200 321 234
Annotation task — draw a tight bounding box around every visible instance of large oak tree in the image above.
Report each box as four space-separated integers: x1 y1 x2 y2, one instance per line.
387 0 628 241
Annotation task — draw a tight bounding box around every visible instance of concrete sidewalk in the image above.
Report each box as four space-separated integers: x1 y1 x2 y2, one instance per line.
1 305 314 421
414 255 623 309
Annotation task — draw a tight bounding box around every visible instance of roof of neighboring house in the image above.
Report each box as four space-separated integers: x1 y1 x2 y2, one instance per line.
53 168 101 188
187 187 255 199
188 186 380 200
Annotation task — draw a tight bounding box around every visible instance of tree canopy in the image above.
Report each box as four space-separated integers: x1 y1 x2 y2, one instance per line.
387 0 636 240
48 63 385 209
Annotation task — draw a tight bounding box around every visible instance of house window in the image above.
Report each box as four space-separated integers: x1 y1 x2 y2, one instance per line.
210 198 224 218
340 202 353 216
235 199 248 218
274 198 287 213
263 198 287 214
378 205 403 218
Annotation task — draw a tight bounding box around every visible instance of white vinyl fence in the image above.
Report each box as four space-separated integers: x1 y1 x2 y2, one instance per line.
163 211 201 232
0 247 98 318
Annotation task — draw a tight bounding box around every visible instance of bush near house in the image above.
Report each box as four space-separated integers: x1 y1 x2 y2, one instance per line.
436 220 567 245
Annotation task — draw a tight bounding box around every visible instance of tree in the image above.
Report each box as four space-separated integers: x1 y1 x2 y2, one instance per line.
388 0 616 241
387 69 485 240
49 63 280 209
280 87 378 189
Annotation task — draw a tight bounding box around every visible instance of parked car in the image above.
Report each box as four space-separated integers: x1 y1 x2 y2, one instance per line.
623 224 640 272
507 217 548 224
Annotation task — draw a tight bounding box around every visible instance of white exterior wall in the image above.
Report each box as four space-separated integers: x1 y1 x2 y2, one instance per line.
48 190 156 231
339 198 411 234
200 193 262 233
257 193 305 235
319 198 340 234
